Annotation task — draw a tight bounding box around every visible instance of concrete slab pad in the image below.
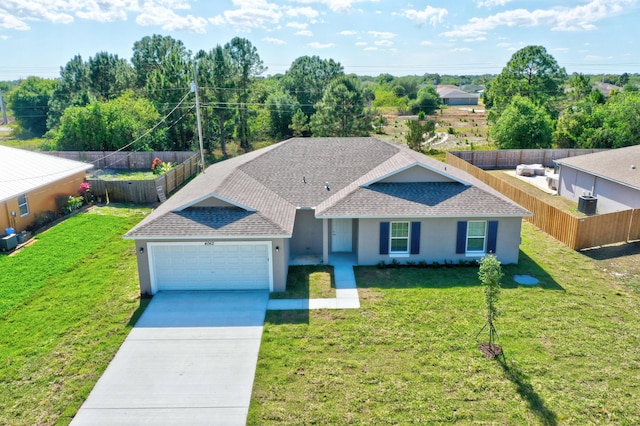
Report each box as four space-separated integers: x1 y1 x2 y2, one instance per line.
71 291 269 426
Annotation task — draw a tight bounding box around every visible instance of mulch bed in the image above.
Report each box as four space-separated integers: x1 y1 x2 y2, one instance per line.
478 342 503 358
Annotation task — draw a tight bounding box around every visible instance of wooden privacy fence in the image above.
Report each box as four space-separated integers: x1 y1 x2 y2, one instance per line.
47 151 196 169
446 152 640 250
450 148 606 169
47 151 199 204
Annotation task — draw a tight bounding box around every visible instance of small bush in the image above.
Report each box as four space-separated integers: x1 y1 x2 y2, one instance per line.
377 261 386 269
26 211 59 232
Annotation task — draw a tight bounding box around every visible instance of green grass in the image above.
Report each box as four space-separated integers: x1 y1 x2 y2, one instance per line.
270 265 335 299
89 169 158 181
249 222 640 424
0 206 149 425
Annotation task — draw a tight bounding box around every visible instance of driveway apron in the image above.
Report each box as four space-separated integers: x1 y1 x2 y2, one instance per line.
71 291 269 425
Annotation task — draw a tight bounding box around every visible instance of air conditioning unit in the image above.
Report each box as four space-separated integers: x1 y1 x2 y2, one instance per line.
0 233 17 251
578 195 597 215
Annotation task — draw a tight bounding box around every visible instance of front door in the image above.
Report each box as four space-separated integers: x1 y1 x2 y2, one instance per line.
332 219 352 252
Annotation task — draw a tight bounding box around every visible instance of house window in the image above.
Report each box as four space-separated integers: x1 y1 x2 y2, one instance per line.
390 222 409 254
18 194 29 217
466 221 486 253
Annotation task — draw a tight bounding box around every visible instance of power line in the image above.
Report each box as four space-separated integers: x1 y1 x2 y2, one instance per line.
0 90 193 184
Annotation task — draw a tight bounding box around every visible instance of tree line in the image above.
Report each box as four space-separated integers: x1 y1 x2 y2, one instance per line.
3 37 640 157
483 45 640 150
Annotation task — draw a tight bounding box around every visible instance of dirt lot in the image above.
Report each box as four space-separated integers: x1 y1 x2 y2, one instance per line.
375 105 491 150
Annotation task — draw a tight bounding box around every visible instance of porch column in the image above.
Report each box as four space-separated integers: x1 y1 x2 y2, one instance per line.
323 218 329 264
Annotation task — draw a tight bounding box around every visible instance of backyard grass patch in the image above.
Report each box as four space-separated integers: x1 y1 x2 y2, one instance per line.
0 206 149 425
249 222 640 424
270 265 336 299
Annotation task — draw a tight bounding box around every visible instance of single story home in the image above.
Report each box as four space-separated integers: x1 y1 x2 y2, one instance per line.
125 137 531 295
0 145 93 234
555 145 640 214
436 85 480 106
594 82 622 98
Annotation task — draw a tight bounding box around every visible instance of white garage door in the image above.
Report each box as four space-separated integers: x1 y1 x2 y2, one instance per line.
149 242 272 293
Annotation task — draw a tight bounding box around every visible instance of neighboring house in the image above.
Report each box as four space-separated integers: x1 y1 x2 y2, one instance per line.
555 145 640 214
594 82 622 98
125 138 531 295
436 85 480 106
0 146 93 234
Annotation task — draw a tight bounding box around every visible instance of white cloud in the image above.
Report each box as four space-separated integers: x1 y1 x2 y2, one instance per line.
340 30 357 35
552 47 570 52
364 46 378 51
0 12 31 30
464 36 487 42
137 6 208 33
308 41 334 48
475 0 512 7
286 6 320 20
442 0 637 37
0 0 75 30
219 0 282 29
451 47 472 52
263 37 286 44
399 6 448 27
290 0 379 14
355 41 368 46
368 30 396 39
420 40 433 46
374 39 394 47
287 21 308 29
0 35 9 40
296 29 313 36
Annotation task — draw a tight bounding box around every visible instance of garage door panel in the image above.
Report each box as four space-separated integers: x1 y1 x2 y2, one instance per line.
150 243 271 293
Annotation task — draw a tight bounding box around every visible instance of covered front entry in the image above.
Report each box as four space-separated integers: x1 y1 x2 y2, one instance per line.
148 242 273 293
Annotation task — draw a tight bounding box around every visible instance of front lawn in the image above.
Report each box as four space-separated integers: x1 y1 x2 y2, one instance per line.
0 206 149 425
270 265 336 299
249 222 640 424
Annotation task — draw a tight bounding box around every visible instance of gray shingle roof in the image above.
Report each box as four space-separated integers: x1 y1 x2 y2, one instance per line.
125 137 530 239
126 207 287 239
317 182 527 218
555 145 640 190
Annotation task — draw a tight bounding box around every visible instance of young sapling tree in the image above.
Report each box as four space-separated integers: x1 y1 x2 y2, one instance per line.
477 253 504 358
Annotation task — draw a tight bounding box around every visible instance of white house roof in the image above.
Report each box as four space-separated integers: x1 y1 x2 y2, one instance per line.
0 145 93 203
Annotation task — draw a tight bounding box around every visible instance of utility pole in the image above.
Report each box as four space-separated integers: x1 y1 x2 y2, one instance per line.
192 61 205 173
0 90 7 125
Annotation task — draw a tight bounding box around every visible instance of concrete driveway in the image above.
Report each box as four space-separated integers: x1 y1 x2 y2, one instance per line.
71 291 269 425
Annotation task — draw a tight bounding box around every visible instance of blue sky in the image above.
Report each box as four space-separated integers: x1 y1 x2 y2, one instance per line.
1 0 639 81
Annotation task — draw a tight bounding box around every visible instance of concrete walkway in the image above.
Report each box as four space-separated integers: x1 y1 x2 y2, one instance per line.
71 291 269 426
268 254 360 310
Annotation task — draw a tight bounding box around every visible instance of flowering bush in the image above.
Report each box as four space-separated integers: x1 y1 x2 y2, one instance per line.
151 157 163 174
78 181 91 195
151 157 174 174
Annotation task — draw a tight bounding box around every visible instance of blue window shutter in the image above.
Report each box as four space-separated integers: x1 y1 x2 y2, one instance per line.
487 221 499 253
379 222 390 255
456 221 467 254
410 222 421 255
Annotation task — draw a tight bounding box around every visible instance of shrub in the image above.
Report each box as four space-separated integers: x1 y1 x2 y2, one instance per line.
26 211 59 232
